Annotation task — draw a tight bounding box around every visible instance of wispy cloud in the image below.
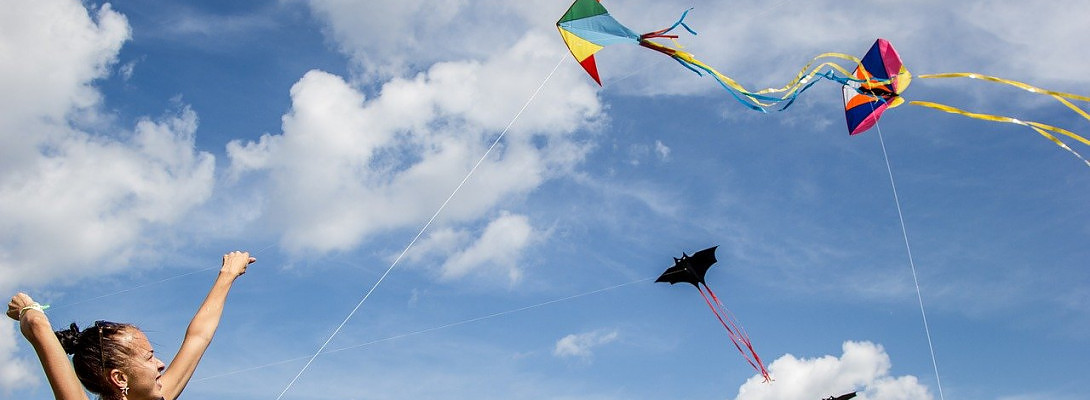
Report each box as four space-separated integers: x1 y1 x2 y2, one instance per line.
553 329 620 361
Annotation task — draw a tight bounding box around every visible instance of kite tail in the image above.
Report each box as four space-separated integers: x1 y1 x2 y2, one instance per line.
636 11 776 113
696 286 761 372
751 53 861 97
919 72 1090 128
639 43 870 112
703 285 752 342
776 70 847 111
702 284 771 382
917 73 1090 104
910 72 1090 167
640 8 697 40
637 39 769 112
908 100 1090 168
634 12 872 113
697 284 772 382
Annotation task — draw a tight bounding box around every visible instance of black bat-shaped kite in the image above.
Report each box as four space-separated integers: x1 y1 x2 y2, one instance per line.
656 246 772 382
823 392 857 400
655 246 719 287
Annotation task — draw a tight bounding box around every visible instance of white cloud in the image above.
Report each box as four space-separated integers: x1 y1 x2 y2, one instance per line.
226 32 600 255
958 1 1090 81
0 0 129 172
0 0 130 113
654 140 671 161
553 329 619 360
732 341 932 400
626 139 672 165
998 393 1086 400
0 2 218 391
118 60 138 81
0 320 37 392
439 212 535 282
307 0 1090 120
0 106 216 290
570 173 682 219
402 212 537 284
0 0 215 292
159 7 275 39
305 0 560 78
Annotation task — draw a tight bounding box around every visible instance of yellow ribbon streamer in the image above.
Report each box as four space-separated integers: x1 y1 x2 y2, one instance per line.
909 100 1090 167
749 52 860 97
637 41 1090 168
640 39 867 108
919 73 1090 127
918 73 1090 102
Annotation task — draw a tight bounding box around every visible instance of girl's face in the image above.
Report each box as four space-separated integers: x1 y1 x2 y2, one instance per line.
118 329 166 400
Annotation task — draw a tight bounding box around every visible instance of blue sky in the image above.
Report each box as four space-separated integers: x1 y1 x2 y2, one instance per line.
2 0 1088 399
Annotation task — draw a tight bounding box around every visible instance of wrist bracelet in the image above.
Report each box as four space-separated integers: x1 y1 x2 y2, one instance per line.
18 303 49 319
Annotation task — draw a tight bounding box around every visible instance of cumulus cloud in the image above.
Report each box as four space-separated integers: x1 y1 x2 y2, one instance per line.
0 104 216 290
0 0 215 291
305 0 558 78
226 32 600 255
0 320 37 392
404 212 537 283
0 1 222 392
0 0 128 172
305 0 1090 99
0 0 127 127
553 329 619 361
733 341 932 400
439 212 536 282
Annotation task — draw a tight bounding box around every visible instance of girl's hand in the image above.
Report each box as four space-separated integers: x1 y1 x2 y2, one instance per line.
220 251 256 279
7 292 40 320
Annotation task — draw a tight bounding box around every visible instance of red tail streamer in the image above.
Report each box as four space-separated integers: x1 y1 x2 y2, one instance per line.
699 284 772 382
703 285 753 344
697 286 759 369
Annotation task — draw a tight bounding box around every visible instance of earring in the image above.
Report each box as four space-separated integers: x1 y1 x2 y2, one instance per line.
121 386 129 396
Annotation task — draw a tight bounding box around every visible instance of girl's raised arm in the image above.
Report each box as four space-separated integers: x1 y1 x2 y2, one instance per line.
7 293 89 400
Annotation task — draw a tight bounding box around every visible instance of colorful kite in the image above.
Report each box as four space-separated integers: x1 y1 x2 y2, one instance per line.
839 39 1090 166
656 246 772 382
557 0 778 111
842 39 910 135
555 0 877 112
555 0 639 86
556 2 1090 166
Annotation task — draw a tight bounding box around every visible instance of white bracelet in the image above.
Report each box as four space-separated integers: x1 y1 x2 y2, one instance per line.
18 303 48 319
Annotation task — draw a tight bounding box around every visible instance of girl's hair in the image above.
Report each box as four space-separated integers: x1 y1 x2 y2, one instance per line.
54 321 138 397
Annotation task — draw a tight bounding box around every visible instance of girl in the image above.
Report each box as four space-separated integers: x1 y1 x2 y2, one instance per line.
7 251 256 400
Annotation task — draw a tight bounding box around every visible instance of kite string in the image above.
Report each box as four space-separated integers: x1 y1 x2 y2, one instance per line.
273 54 569 400
194 275 654 383
873 125 945 400
49 242 279 310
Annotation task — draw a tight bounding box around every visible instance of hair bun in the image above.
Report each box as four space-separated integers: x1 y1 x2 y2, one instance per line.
54 323 81 355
